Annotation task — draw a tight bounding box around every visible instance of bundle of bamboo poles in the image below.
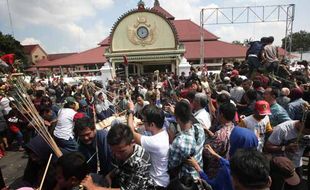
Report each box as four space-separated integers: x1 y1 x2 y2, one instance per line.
7 75 62 158
81 80 124 114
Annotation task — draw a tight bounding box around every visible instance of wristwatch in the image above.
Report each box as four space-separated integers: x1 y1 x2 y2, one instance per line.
281 146 286 152
127 110 134 115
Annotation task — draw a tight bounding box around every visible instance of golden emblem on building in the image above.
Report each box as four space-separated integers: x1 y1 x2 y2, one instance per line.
127 16 157 46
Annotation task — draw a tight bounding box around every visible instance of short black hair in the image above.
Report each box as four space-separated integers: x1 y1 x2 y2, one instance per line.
219 103 236 121
35 90 44 98
235 77 243 86
253 80 262 89
216 93 230 104
230 149 270 189
186 91 196 102
74 116 95 135
41 96 52 105
107 123 133 146
267 36 274 43
136 94 145 100
303 111 310 129
167 175 199 190
9 101 16 107
246 89 257 101
40 105 53 115
270 87 280 99
175 100 192 123
142 105 165 129
57 152 88 181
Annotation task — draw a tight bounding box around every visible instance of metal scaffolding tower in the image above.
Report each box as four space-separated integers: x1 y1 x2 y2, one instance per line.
200 4 295 64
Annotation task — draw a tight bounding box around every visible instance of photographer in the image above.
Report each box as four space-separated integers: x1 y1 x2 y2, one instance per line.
265 110 310 189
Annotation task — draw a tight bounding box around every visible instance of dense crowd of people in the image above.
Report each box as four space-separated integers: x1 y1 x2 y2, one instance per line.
0 36 309 190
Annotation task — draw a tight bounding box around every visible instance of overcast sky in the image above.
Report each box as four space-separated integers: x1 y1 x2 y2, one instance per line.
0 0 309 54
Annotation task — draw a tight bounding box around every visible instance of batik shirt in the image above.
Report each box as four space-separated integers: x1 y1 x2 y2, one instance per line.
112 144 155 190
169 123 205 179
204 123 234 178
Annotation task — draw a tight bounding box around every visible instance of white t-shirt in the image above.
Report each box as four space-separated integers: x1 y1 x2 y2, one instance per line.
241 115 272 152
194 108 211 130
230 86 245 103
134 101 149 115
141 130 170 187
54 108 77 140
268 120 305 168
0 97 14 115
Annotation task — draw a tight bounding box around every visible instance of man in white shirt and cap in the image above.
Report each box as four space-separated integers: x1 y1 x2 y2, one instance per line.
192 93 211 130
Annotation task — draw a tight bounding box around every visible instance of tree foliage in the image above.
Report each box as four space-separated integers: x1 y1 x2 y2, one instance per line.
232 40 242 45
0 31 28 70
281 30 310 52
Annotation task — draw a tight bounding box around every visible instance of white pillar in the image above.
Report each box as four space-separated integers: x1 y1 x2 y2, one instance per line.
100 62 113 88
178 55 191 76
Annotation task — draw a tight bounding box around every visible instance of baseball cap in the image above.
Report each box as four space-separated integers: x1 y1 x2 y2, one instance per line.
79 99 88 107
65 96 76 104
231 70 239 77
255 100 271 115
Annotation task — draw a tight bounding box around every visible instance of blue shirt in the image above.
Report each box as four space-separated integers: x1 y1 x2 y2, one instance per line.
78 129 112 176
199 157 233 190
270 103 291 127
288 98 307 121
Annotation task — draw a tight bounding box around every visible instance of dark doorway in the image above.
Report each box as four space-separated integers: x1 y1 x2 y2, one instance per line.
143 64 171 73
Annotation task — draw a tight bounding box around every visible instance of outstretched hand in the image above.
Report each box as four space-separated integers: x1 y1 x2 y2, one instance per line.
186 156 202 172
204 144 221 160
127 100 134 111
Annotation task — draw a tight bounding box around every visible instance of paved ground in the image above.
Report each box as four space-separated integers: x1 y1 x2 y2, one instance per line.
0 150 28 186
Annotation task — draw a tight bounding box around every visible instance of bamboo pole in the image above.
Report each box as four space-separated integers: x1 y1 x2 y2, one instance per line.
39 154 53 190
7 77 63 157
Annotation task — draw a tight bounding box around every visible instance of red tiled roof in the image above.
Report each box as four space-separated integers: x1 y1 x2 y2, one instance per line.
278 47 287 57
35 46 107 68
152 5 175 20
23 44 39 54
184 40 247 60
48 53 77 61
172 20 218 42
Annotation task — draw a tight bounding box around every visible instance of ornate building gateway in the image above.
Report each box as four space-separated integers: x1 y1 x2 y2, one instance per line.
105 1 185 76
31 0 254 77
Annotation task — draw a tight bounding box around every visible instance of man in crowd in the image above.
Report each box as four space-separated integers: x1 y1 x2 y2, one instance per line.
54 152 89 190
263 36 279 75
263 87 291 127
265 111 310 188
230 149 272 190
230 77 245 104
168 100 205 180
239 100 273 152
82 123 155 190
287 88 307 121
74 116 112 176
134 94 149 119
192 93 211 130
128 103 170 189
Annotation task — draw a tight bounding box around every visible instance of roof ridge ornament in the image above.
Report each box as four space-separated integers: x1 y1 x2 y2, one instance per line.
137 0 145 10
154 0 160 7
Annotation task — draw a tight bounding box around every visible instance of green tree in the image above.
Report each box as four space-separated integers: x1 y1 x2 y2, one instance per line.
0 31 28 71
281 30 310 52
232 40 242 45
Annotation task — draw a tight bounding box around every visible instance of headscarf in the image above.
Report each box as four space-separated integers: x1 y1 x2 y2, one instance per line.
229 126 258 157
